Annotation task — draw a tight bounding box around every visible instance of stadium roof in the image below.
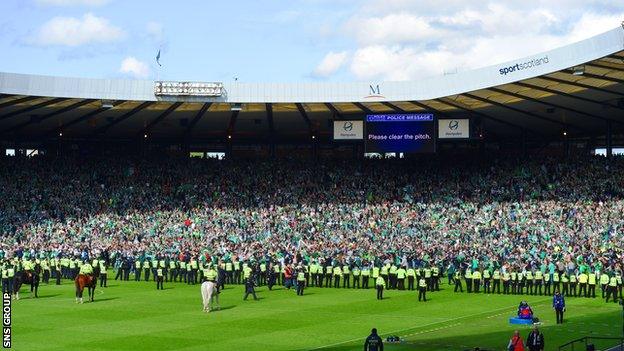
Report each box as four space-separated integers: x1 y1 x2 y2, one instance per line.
1 26 624 143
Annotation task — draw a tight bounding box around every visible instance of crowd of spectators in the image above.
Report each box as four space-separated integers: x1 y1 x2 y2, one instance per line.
0 153 622 278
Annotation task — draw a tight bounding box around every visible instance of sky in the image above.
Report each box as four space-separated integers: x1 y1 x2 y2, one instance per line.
0 0 623 83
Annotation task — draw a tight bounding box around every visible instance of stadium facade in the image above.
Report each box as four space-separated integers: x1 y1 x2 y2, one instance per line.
1 26 624 157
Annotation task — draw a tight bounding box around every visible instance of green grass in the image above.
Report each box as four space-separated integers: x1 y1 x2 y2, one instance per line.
8 276 622 351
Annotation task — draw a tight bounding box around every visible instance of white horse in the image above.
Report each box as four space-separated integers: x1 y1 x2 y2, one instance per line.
200 281 220 312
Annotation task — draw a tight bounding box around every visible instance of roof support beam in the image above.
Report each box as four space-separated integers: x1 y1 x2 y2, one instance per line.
353 102 373 114
0 97 66 121
464 92 582 131
606 54 624 62
42 107 109 138
324 103 340 119
436 97 545 136
182 103 211 139
295 103 313 134
514 81 624 111
91 101 153 136
266 103 275 140
381 102 406 113
409 100 453 118
539 76 624 98
0 96 39 110
138 102 182 138
226 110 240 137
561 70 624 84
488 86 624 126
585 62 624 72
2 99 94 134
411 100 496 139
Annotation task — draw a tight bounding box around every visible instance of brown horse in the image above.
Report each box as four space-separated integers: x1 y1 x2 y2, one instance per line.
75 266 100 303
13 263 41 300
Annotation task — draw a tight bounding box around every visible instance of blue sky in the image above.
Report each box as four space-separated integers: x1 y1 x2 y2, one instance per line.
1 0 623 83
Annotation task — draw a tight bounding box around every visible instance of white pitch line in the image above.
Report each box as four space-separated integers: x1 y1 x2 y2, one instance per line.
308 299 550 350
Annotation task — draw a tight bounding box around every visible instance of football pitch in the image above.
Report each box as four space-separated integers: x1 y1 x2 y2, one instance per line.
9 277 622 351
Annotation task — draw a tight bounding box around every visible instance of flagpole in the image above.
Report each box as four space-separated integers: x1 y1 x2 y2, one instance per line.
156 47 162 82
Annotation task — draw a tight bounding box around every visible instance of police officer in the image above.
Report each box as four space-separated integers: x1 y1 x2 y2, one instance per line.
578 271 588 297
142 259 151 282
492 269 501 294
588 270 597 298
423 266 432 291
217 263 226 291
569 272 577 297
54 257 61 285
342 263 351 288
168 258 177 282
325 262 333 288
99 260 108 287
432 265 440 291
600 272 610 299
267 263 276 290
1 261 13 295
156 266 164 290
606 274 618 303
352 265 361 289
543 269 551 296
380 264 389 289
483 268 491 294
407 266 416 291
134 259 142 281
534 269 543 296
234 259 242 284
465 267 473 293
79 260 93 276
259 261 267 286
243 277 258 301
362 264 371 289
364 328 383 351
389 263 397 290
296 266 306 296
333 265 342 288
375 275 385 300
454 269 463 293
472 269 482 293
503 269 511 295
418 276 427 302
396 266 406 290
159 257 167 282
525 269 534 295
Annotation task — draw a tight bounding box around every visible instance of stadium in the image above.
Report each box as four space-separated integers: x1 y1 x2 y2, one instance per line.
1 10 624 351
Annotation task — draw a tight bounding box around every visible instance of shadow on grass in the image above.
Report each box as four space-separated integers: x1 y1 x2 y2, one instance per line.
34 293 62 299
299 307 621 351
92 297 120 303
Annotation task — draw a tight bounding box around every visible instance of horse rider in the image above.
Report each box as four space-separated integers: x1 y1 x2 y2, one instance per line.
79 260 94 277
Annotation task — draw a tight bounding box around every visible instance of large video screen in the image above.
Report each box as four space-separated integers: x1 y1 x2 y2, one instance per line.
365 114 435 153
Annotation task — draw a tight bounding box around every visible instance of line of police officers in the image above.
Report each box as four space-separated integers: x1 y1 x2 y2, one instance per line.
4 254 621 304
1 256 111 295
453 267 623 303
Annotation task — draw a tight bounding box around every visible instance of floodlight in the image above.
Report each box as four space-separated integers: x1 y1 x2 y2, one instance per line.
572 65 585 76
230 103 242 111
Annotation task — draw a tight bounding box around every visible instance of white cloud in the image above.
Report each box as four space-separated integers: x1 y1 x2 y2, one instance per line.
30 13 124 47
345 13 444 45
145 21 164 43
315 1 624 80
313 51 349 77
119 56 150 78
36 0 111 6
